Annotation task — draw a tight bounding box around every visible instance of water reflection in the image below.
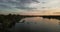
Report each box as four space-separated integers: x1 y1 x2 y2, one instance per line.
0 17 60 32
14 17 60 32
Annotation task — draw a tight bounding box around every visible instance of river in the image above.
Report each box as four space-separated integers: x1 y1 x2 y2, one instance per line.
10 17 60 32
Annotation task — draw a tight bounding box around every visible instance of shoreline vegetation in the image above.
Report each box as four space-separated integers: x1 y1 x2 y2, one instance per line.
0 14 60 32
0 14 25 32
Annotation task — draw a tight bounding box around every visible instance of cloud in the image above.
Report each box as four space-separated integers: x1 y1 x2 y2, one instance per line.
41 0 60 9
0 0 40 11
0 0 60 12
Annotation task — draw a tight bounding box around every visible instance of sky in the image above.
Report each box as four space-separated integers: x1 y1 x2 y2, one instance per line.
0 0 60 15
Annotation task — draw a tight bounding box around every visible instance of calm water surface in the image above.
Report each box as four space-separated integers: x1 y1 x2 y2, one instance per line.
13 17 60 32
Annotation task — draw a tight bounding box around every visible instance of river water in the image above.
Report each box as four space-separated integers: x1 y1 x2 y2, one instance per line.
11 17 60 32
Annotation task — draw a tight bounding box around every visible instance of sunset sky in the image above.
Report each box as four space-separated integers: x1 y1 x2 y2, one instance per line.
0 0 60 15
